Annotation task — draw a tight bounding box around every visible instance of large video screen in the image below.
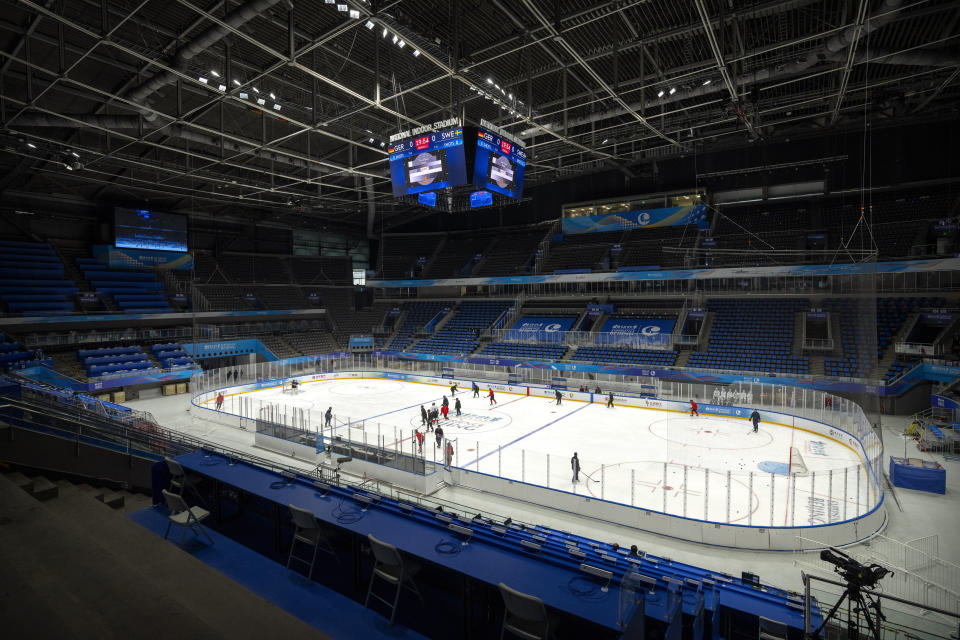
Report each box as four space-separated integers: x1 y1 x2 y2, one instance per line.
389 127 467 196
473 128 526 199
114 208 188 252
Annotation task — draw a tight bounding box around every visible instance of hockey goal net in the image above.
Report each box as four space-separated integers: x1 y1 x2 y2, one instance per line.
789 446 810 476
282 380 299 394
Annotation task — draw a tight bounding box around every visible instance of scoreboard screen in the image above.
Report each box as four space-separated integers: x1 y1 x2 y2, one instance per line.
389 127 467 196
473 128 526 199
470 190 493 208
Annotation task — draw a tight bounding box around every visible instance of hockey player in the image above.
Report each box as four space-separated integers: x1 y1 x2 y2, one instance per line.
215 392 224 411
415 429 424 453
445 440 454 467
712 388 720 404
226 370 232 382
689 399 699 417
472 381 480 398
441 403 449 420
325 407 333 428
488 388 497 405
555 389 562 405
607 392 614 408
750 408 761 433
747 390 754 404
450 382 458 396
454 397 462 416
442 395 449 408
429 403 438 430
290 378 299 391
420 405 428 428
435 424 444 448
571 452 581 483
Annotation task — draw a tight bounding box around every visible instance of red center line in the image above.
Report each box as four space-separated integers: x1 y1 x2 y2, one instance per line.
489 395 528 410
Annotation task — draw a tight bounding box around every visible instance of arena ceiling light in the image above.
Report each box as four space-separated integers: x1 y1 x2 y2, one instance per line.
273 104 281 111
70 150 79 158
239 92 248 99
657 89 665 98
368 137 374 143
210 70 220 78
702 79 712 85
364 20 374 29
233 79 241 86
349 9 360 19
669 87 677 95
397 40 405 49
269 92 276 100
392 34 398 44
256 97 266 106
252 87 260 93
412 49 420 57
26 142 36 148
336 3 347 11
382 27 388 38
199 76 209 84
218 84 227 92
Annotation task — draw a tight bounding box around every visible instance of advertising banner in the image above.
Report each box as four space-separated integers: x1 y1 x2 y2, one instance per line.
562 204 707 235
505 316 576 342
596 317 675 346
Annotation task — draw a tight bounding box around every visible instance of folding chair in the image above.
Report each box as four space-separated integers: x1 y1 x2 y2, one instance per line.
364 533 422 624
165 457 205 505
162 489 213 546
758 615 789 640
286 504 337 580
498 582 552 640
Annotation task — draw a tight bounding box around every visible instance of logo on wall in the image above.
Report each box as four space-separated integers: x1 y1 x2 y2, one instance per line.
544 324 562 332
641 325 661 336
638 212 651 226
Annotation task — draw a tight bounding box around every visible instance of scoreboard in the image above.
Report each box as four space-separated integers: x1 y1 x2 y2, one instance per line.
473 127 527 199
388 126 468 196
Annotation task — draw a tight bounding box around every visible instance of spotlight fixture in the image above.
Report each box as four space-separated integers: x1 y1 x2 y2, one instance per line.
508 93 513 99
412 49 420 57
70 151 79 158
64 163 73 170
369 137 375 143
392 34 398 44
233 79 241 86
602 138 609 144
239 92 248 99
26 142 36 148
199 76 209 84
210 70 220 77
397 39 405 48
269 92 276 100
252 87 260 93
257 98 266 106
336 3 347 11
382 27 388 38
379 141 385 147
702 79 711 85
349 9 360 19
487 78 493 84
218 84 227 92
364 20 374 29
324 0 334 3
669 87 676 95
273 103 281 111
657 89 665 98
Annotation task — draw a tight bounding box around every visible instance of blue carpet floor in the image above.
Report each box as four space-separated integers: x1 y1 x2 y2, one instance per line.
129 507 428 640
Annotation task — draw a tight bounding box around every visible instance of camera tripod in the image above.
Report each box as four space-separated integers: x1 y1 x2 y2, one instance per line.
812 582 885 640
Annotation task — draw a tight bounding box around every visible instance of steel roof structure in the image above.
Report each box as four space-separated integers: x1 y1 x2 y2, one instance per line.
1 0 958 230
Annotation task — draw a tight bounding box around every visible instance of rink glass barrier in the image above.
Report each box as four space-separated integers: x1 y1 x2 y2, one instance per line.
190 353 884 543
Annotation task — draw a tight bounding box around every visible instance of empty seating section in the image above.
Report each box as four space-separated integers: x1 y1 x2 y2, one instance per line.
255 335 300 359
822 299 879 379
194 285 259 311
423 233 497 278
387 301 448 351
689 299 809 374
471 228 545 276
378 235 440 279
282 331 340 355
0 332 39 370
193 253 229 284
77 257 171 313
481 342 567 361
0 241 76 315
244 286 307 310
150 342 194 369
409 300 511 355
572 346 678 367
79 345 156 377
213 254 290 283
318 288 392 346
616 227 698 269
541 232 617 273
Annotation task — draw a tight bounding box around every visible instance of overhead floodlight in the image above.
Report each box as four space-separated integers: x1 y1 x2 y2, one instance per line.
669 87 676 95
349 9 360 19
199 76 209 84
702 79 711 85
382 27 388 38
252 87 260 93
70 150 80 158
233 79 241 86
657 89 665 97
269 92 276 100
336 3 347 11
26 142 36 148
508 93 513 99
364 20 374 29
412 49 420 57
324 0 334 3
379 141 385 147
239 92 249 99
368 137 374 143
392 34 398 44
257 98 266 105
218 84 227 92
64 163 73 170
397 39 405 48
602 138 609 144
210 70 220 77
487 78 493 84
273 103 281 111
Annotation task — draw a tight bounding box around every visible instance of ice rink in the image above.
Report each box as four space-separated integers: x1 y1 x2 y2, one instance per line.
196 375 873 528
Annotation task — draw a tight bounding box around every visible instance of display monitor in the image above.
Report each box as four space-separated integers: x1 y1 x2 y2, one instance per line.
470 190 493 208
418 191 437 207
473 128 526 199
114 207 188 252
389 127 467 196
